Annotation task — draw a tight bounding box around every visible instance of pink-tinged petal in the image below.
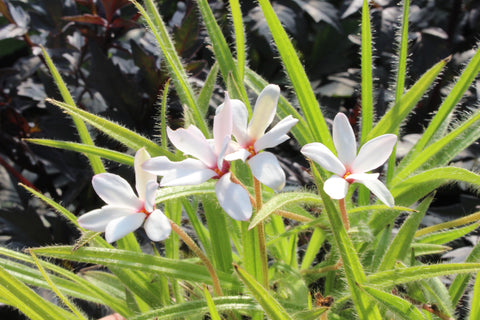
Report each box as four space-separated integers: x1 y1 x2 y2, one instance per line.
78 207 134 232
213 92 233 155
333 113 357 166
92 173 142 209
351 134 397 173
356 178 395 207
254 116 298 151
347 173 379 181
215 173 252 221
104 212 145 243
144 180 159 212
224 148 251 162
323 175 349 200
144 209 171 241
134 148 156 200
142 156 182 176
301 143 346 176
167 126 216 168
217 136 231 171
248 152 286 191
248 84 280 140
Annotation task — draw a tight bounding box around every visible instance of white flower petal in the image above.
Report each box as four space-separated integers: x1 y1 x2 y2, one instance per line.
224 148 251 162
333 113 357 166
134 148 156 200
105 212 145 243
213 92 232 155
248 152 286 191
352 134 397 173
248 84 280 140
301 143 346 176
78 207 135 232
254 115 298 151
161 168 217 186
144 180 159 212
323 175 349 200
356 178 395 207
144 210 171 241
230 99 250 146
92 173 142 209
347 173 379 181
215 173 252 221
217 135 231 171
167 126 217 168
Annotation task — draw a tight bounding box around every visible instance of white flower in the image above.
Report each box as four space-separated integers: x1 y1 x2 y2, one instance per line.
77 148 171 243
301 113 397 207
142 93 252 221
221 84 298 191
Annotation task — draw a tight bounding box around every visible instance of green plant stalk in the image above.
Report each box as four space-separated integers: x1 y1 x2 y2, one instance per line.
41 46 105 174
169 220 223 296
28 250 87 319
253 177 269 289
415 210 480 237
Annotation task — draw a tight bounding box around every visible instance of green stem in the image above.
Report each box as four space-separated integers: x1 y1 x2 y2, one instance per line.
169 220 223 296
339 198 350 231
253 177 269 289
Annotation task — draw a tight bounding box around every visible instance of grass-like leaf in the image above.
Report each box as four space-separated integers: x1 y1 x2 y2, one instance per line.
360 285 425 320
198 62 220 116
46 98 177 159
367 263 480 286
229 0 245 79
26 139 134 166
416 222 479 245
469 272 480 319
448 241 480 306
256 0 333 149
367 56 449 140
131 0 209 135
41 46 105 174
234 264 294 320
32 246 240 288
360 0 373 143
155 182 216 203
249 192 322 229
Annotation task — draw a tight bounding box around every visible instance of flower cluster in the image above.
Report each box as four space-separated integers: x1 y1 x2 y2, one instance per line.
78 86 397 243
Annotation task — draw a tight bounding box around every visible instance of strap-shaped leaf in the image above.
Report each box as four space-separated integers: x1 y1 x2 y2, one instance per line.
469 272 480 319
256 0 333 149
46 98 177 159
26 139 134 166
360 0 373 143
416 222 479 245
229 0 245 79
360 284 425 320
448 241 480 306
234 264 294 320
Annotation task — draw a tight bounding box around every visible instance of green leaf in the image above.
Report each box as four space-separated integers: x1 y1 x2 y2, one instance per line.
400 45 480 170
293 308 328 320
377 195 432 272
41 46 105 174
203 286 221 320
416 222 479 245
195 0 250 108
449 241 480 306
26 139 134 166
198 62 219 116
469 272 480 319
256 0 333 149
155 182 215 203
249 192 322 229
32 246 240 288
392 167 480 206
234 264 294 320
46 98 177 159
394 0 410 103
0 266 77 320
319 189 381 319
160 79 170 148
360 284 425 320
131 0 209 135
410 243 451 256
367 263 480 286
367 56 449 140
128 296 260 320
229 0 245 79
300 228 326 270
360 0 373 143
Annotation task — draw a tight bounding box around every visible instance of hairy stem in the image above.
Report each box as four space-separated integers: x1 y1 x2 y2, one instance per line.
338 198 350 231
169 220 223 296
253 177 269 289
